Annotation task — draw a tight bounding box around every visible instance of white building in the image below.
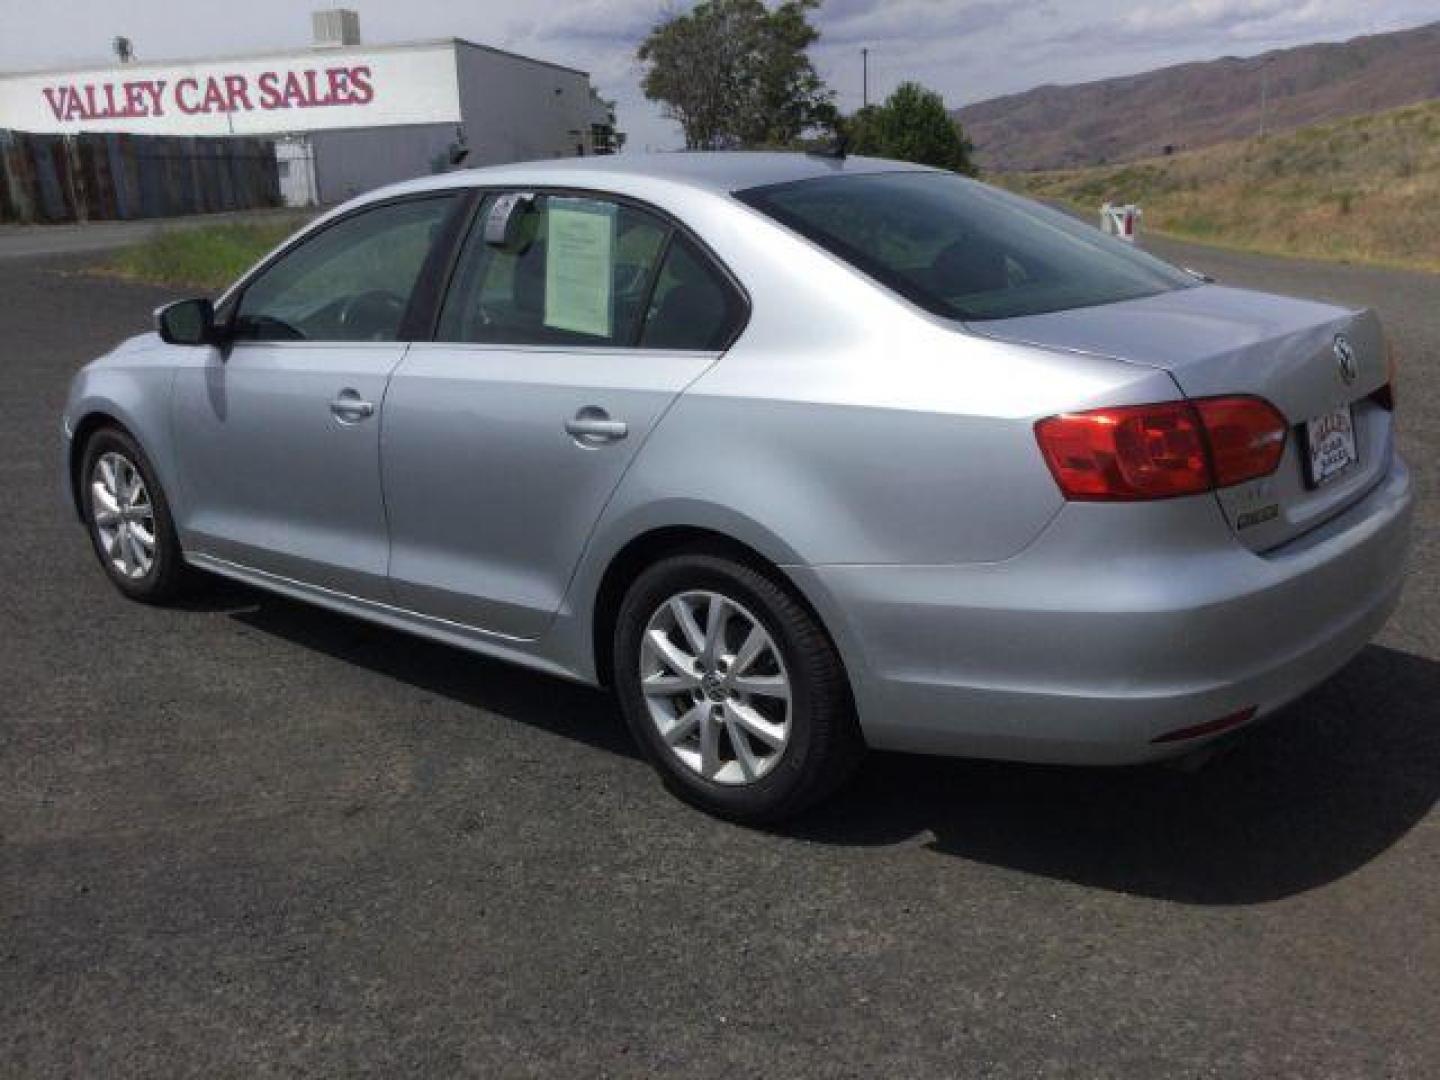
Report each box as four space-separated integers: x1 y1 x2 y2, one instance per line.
0 10 622 206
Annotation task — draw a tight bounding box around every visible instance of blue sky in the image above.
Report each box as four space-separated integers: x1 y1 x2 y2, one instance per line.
3 0 1438 149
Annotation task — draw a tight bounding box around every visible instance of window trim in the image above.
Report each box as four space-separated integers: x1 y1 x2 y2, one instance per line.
401 190 485 341
632 228 676 347
430 185 751 353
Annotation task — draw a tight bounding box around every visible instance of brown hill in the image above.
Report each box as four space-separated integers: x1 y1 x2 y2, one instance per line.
956 21 1440 172
996 100 1440 274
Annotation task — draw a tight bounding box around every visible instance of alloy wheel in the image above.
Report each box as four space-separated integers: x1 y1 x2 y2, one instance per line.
639 590 792 785
91 451 156 581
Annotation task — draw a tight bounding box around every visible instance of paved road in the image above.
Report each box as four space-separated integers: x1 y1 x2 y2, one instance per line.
2 245 1437 1077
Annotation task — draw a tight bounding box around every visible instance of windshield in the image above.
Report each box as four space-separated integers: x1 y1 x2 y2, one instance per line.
736 171 1196 321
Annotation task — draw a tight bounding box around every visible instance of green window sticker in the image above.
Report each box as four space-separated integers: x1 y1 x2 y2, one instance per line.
544 198 617 338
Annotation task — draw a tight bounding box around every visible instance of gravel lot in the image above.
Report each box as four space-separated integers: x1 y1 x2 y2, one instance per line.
2 238 1437 1077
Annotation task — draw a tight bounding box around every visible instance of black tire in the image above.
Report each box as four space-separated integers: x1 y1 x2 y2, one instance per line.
79 426 193 604
614 552 864 824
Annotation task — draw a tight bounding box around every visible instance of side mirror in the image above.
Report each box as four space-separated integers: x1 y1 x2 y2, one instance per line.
155 298 218 346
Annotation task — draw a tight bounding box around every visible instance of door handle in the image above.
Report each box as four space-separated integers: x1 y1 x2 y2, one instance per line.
329 391 375 422
566 409 628 444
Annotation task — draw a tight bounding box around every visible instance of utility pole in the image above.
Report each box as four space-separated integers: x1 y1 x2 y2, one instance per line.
862 48 869 109
1258 56 1274 138
1260 67 1268 137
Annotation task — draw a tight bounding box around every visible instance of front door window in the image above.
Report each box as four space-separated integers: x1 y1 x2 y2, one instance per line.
234 196 457 342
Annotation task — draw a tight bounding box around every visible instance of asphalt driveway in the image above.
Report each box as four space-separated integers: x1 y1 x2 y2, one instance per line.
2 238 1437 1077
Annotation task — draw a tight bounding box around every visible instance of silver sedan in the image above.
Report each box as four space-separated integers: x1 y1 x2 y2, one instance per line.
61 153 1413 822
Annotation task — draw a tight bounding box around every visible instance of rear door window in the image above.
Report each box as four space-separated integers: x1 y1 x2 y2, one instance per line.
639 235 745 351
436 194 669 347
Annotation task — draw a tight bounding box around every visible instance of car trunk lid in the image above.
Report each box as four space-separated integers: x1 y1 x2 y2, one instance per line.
968 284 1393 551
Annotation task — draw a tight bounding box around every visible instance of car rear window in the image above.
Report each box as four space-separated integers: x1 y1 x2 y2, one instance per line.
735 171 1196 321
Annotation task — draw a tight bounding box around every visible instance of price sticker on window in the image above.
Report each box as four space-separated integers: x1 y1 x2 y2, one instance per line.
544 198 617 339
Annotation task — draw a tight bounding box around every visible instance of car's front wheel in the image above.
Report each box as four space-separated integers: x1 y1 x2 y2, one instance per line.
80 427 191 603
614 552 863 823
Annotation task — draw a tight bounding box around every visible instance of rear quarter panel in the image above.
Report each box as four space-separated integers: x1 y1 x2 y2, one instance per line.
576 198 1192 571
548 203 1190 680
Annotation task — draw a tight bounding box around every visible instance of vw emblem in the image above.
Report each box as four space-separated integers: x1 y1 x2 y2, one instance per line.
1334 334 1358 385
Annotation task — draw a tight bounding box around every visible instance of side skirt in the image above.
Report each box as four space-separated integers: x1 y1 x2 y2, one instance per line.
185 552 592 687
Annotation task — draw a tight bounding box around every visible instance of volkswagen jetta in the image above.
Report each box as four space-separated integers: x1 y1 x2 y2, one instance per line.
62 153 1413 822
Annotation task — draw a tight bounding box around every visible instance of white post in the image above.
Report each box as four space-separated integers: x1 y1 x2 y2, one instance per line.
276 137 318 207
1100 202 1141 243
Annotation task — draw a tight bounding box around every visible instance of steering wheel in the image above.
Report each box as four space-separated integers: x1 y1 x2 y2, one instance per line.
337 290 407 340
241 314 306 341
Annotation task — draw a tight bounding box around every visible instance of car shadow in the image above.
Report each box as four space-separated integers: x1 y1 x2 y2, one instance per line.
787 643 1440 904
196 578 639 762
191 581 1438 904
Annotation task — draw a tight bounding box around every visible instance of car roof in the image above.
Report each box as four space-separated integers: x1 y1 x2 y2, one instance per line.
375 151 938 202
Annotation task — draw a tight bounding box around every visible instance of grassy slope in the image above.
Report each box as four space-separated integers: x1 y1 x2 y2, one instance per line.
995 100 1440 273
101 219 308 291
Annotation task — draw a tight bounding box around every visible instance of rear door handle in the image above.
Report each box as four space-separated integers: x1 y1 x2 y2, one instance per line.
566 409 628 443
329 390 375 423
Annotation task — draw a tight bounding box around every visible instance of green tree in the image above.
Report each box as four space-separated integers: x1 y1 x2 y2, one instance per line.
844 104 885 157
638 0 836 150
846 82 976 174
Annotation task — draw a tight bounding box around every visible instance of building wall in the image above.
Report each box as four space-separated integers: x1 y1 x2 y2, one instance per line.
0 38 604 207
453 42 592 167
0 43 462 138
308 122 456 204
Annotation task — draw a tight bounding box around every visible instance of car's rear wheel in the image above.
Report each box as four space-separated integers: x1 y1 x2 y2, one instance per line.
614 552 864 823
81 427 191 603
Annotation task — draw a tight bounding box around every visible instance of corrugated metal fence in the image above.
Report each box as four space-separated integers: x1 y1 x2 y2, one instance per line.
0 130 280 224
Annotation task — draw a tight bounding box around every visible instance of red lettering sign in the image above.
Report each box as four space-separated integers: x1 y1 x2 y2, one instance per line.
38 66 377 123
175 77 203 115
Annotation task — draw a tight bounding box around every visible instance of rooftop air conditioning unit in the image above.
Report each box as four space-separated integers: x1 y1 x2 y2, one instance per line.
312 8 361 49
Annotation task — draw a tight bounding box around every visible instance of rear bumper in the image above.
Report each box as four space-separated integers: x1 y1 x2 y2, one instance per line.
796 454 1414 765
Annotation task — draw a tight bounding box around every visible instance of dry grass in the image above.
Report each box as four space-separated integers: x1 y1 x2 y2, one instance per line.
99 218 309 291
995 100 1440 274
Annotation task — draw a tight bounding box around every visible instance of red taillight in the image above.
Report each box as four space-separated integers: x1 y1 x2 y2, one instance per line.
1151 706 1257 744
1034 396 1288 502
1192 396 1288 487
1034 402 1210 500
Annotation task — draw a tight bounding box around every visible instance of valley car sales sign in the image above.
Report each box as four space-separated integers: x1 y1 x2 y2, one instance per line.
0 45 461 136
